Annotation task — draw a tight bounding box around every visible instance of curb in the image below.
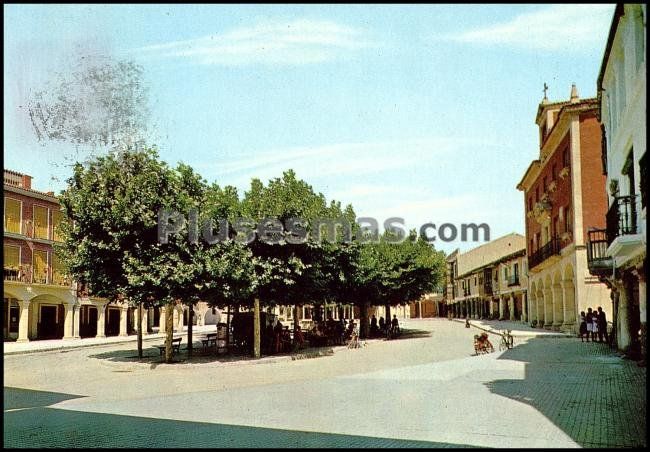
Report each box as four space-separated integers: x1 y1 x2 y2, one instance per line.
451 318 572 338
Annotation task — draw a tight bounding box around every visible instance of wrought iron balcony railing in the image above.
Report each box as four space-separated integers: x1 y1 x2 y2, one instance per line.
586 228 612 275
3 265 71 286
507 274 520 286
528 237 561 270
606 195 637 245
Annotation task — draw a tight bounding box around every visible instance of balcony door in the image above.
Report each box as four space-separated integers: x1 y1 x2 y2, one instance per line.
622 149 637 232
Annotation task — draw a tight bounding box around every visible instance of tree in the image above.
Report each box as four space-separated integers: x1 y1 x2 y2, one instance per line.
58 148 181 360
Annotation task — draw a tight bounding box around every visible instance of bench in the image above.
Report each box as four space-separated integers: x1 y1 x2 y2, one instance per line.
202 333 218 352
156 337 182 357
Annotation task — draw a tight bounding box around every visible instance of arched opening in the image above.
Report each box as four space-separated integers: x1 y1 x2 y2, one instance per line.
30 294 66 340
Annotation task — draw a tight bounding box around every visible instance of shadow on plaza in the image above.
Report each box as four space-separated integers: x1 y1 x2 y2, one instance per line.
484 336 646 448
4 403 475 448
87 328 431 367
4 387 86 411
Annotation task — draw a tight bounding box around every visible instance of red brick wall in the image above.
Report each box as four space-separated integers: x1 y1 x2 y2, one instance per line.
524 132 573 255
579 114 608 237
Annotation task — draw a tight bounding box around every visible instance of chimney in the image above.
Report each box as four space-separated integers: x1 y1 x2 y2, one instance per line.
570 84 579 103
21 175 32 189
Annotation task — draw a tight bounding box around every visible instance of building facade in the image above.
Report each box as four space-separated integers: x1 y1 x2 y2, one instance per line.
517 87 612 334
4 170 154 341
447 233 527 321
587 4 646 355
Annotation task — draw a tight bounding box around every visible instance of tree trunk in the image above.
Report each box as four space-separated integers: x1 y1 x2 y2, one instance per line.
293 304 300 344
385 303 391 325
226 305 231 347
360 300 369 339
137 302 143 359
187 303 193 358
164 303 174 363
253 298 261 359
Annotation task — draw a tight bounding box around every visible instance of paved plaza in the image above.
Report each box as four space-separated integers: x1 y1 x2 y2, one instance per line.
3 319 646 448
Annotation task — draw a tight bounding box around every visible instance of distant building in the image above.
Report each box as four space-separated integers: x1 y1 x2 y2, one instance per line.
447 233 527 321
587 4 646 355
517 86 611 334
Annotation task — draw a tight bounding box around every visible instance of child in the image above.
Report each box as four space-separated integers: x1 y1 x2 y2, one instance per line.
579 311 588 342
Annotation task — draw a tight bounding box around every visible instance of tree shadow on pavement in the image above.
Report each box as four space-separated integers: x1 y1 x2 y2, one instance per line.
484 336 646 448
4 406 476 448
4 387 86 411
88 341 336 366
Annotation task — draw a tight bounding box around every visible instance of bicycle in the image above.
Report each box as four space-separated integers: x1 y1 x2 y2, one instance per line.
499 329 514 351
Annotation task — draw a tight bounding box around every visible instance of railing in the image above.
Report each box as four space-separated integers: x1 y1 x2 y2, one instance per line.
528 237 560 270
3 265 71 286
507 274 520 286
606 195 637 245
586 228 612 274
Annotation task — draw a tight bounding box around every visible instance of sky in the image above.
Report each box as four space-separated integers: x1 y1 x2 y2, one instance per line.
3 4 616 253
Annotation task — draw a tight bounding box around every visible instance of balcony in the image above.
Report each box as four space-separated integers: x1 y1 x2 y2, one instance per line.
528 237 561 271
605 194 645 266
3 265 71 287
587 228 612 276
507 274 520 286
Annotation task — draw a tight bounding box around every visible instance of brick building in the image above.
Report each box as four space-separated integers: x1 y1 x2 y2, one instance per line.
517 86 611 334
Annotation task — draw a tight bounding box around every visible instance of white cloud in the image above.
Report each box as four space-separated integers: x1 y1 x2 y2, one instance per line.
444 4 615 51
132 18 375 65
196 137 474 190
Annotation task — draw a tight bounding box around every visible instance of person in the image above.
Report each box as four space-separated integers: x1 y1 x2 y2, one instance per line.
391 315 400 335
293 324 305 348
597 306 608 343
378 316 385 333
585 308 594 342
274 320 284 354
579 311 588 342
370 315 378 337
591 309 599 342
264 322 275 354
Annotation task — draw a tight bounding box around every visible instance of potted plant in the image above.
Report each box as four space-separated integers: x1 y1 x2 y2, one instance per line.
559 166 570 179
609 179 619 196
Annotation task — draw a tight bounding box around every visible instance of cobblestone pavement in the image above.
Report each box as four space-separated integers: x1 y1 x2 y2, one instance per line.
4 319 646 448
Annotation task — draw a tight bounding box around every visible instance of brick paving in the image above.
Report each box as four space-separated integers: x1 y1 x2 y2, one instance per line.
3 319 646 448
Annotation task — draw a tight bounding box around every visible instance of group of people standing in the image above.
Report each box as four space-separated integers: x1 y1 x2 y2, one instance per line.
579 306 608 343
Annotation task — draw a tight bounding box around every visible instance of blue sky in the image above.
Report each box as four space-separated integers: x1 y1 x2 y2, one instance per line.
4 4 615 253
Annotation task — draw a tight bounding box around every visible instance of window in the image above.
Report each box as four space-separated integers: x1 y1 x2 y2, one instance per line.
563 148 570 167
33 205 49 240
52 253 65 285
52 209 63 242
514 263 519 278
564 204 572 234
640 152 647 209
635 8 645 70
535 187 539 203
4 198 21 234
4 245 20 269
33 250 48 284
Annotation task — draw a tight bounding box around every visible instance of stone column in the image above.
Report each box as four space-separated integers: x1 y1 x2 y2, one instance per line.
96 304 106 338
175 305 184 332
159 308 166 334
508 295 515 321
119 305 128 336
522 292 528 323
141 308 149 335
17 300 30 343
552 283 563 330
63 303 75 339
498 296 504 320
543 287 553 329
73 304 81 338
536 289 544 326
147 307 154 332
561 279 576 330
